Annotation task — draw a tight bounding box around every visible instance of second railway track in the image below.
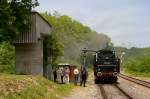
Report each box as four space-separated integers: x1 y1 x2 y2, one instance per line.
119 73 150 88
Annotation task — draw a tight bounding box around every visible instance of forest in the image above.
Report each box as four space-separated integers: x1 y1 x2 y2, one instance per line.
42 12 111 66
115 47 150 76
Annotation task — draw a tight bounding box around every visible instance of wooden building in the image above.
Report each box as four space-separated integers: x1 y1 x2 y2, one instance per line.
15 11 51 75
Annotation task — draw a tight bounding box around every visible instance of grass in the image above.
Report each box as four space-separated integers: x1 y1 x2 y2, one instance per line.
0 65 15 74
0 73 74 99
123 68 150 77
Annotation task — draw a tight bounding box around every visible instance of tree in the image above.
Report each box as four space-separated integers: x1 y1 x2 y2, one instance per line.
0 0 39 43
43 34 64 66
43 33 64 78
0 42 15 73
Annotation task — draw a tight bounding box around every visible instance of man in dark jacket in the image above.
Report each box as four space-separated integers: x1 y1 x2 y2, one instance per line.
53 69 57 82
80 67 87 87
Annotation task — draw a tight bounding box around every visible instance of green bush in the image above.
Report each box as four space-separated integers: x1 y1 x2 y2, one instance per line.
0 42 15 73
123 56 150 76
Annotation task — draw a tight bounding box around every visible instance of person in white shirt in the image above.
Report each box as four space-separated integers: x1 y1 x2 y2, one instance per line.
64 67 70 84
73 68 79 85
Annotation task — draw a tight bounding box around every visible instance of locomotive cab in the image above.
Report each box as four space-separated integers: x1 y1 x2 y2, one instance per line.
93 50 120 83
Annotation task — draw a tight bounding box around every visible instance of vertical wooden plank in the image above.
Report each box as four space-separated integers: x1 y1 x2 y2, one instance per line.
15 12 51 44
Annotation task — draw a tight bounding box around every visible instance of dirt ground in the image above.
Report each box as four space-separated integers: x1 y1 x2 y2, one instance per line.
62 74 102 99
62 83 101 99
62 74 150 99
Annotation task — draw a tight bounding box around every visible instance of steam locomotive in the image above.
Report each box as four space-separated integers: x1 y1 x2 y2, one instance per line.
93 50 120 83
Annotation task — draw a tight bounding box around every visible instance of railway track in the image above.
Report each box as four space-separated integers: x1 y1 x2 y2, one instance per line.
114 84 133 99
119 73 150 88
99 84 108 99
99 84 132 99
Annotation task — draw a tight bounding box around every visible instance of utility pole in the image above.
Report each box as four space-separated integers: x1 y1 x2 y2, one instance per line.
120 52 125 71
81 48 87 70
81 48 97 69
83 50 86 69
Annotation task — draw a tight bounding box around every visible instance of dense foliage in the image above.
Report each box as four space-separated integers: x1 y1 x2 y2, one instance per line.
126 56 150 72
115 47 150 76
42 12 111 65
43 34 64 66
0 0 38 42
0 42 15 73
124 56 150 76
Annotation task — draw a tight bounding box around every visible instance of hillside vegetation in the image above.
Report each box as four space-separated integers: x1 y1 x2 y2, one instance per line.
115 47 150 77
124 56 150 76
42 12 111 65
0 74 74 99
0 42 15 73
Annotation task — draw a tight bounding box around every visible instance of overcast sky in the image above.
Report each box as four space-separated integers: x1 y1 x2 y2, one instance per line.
35 0 150 48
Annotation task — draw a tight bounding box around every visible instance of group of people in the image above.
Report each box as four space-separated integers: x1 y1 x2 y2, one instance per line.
53 66 88 87
73 67 88 87
53 66 70 84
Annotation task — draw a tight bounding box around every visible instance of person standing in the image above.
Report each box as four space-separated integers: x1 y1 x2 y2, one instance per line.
73 68 79 85
80 67 87 87
60 67 64 84
64 67 70 84
53 68 57 82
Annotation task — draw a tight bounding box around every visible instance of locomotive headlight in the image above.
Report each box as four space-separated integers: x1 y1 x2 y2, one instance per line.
113 72 118 76
97 72 102 76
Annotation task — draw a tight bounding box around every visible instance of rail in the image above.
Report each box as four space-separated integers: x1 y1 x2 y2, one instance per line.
119 73 150 88
114 84 133 99
99 84 133 99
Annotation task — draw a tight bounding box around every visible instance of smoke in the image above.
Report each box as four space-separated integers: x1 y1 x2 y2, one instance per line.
61 32 111 65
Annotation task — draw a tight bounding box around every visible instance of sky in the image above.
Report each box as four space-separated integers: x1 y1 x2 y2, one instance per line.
35 0 150 48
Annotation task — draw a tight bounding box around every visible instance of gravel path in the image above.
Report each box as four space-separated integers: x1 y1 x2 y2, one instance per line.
62 74 150 99
62 74 102 99
62 83 102 99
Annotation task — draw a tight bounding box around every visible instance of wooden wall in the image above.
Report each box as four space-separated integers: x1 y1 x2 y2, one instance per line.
15 12 51 75
15 12 51 43
15 40 43 75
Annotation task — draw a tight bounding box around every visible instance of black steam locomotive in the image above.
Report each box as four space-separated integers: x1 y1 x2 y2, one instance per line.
93 50 120 83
